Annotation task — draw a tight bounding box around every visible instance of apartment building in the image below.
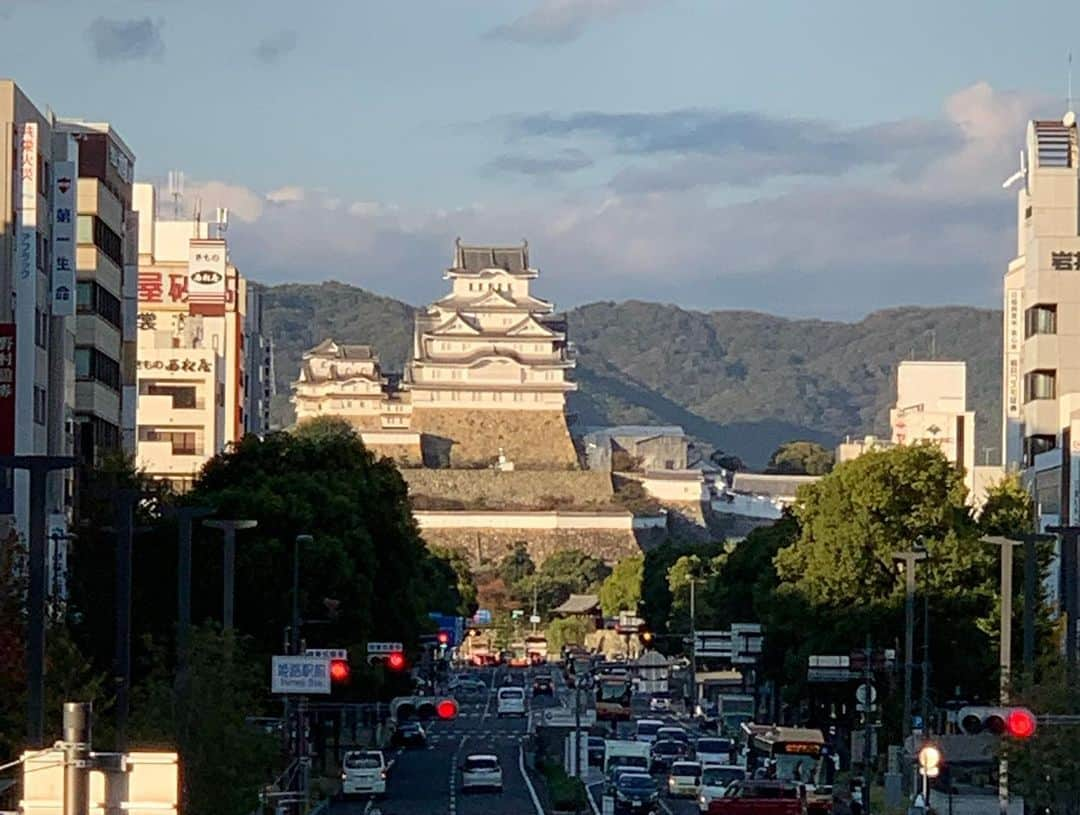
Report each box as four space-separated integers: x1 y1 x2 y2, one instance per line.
0 80 77 593
53 120 137 468
133 182 264 489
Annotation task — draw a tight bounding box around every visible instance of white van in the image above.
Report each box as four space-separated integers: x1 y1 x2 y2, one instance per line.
341 750 386 798
496 686 526 717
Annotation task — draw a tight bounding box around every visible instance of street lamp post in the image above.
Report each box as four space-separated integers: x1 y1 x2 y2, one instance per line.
290 534 313 815
202 519 258 633
689 578 698 715
0 454 76 747
893 549 927 743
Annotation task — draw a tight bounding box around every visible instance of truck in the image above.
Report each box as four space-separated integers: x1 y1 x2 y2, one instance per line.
602 738 651 775
717 694 756 736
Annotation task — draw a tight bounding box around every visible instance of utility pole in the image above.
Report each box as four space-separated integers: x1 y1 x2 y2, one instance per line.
921 583 930 735
862 634 873 815
113 489 138 752
0 454 76 747
893 549 927 742
202 519 258 633
689 578 698 714
292 534 312 815
1047 526 1080 668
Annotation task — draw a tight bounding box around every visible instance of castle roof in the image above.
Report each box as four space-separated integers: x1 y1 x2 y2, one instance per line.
304 338 377 362
450 238 535 276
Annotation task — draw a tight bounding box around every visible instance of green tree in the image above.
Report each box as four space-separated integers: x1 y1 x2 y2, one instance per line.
498 542 536 588
545 616 594 653
519 550 610 614
978 474 1035 536
767 441 834 475
428 547 479 618
128 626 277 815
599 556 644 617
771 444 1002 717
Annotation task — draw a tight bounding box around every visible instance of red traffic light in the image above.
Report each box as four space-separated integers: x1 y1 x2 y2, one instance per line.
329 659 350 683
437 631 449 645
387 651 406 671
1007 708 1037 739
436 698 458 719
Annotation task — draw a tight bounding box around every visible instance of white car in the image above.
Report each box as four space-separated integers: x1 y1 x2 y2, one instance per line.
461 753 503 792
341 750 386 798
496 686 526 717
697 764 746 812
668 760 703 797
649 693 673 713
634 718 664 743
694 737 735 767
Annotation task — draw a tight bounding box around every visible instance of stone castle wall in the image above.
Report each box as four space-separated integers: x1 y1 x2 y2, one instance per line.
417 525 650 567
402 469 614 509
410 408 578 469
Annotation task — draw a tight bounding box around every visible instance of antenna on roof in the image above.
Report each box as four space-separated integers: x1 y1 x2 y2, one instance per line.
167 170 185 218
1069 50 1074 114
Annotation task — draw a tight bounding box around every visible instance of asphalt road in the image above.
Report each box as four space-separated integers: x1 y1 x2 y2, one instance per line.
330 664 555 815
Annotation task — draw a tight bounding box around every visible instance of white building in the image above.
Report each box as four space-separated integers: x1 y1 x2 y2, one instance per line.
132 182 265 490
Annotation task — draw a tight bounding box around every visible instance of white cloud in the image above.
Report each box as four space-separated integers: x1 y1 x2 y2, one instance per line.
489 0 655 45
177 83 1051 318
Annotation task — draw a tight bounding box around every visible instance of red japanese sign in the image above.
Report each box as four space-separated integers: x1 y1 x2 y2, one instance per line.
0 324 15 456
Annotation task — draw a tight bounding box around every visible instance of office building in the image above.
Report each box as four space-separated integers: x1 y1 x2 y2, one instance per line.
54 120 137 467
132 182 263 490
0 80 77 596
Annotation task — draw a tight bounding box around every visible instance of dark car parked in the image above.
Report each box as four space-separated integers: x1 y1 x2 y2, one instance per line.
391 721 427 748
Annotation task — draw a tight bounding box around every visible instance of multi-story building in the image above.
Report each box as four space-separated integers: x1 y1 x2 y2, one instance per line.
132 182 260 490
1002 112 1080 612
53 120 137 468
0 80 78 595
244 286 274 435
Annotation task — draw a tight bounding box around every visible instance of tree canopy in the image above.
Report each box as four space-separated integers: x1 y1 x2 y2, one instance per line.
517 549 610 615
599 556 643 617
767 440 834 475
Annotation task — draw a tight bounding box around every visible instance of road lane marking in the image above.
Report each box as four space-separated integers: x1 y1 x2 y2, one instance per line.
450 734 469 815
518 743 545 815
657 800 675 815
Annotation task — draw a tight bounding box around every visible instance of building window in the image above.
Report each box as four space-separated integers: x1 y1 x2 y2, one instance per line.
137 426 202 456
75 280 122 329
34 308 47 349
1024 434 1057 466
74 346 120 391
77 215 123 269
140 381 200 409
33 386 46 425
1024 304 1057 338
1024 369 1056 402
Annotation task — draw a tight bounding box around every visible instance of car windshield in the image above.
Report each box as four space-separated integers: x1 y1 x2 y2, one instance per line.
739 783 799 799
610 756 648 771
589 737 605 747
658 729 688 741
500 688 524 698
636 721 662 736
618 775 656 792
344 754 381 770
671 762 701 777
654 741 684 755
697 739 732 753
465 757 499 772
703 767 745 786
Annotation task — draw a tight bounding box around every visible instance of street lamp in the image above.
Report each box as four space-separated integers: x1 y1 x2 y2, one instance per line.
292 534 313 655
893 548 927 741
202 519 258 633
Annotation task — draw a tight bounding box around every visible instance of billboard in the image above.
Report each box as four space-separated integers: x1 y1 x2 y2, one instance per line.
51 161 76 316
187 239 226 316
15 123 37 453
0 324 14 457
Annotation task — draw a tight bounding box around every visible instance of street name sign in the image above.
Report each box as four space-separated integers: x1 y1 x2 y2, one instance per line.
367 642 404 654
271 655 330 694
305 648 347 660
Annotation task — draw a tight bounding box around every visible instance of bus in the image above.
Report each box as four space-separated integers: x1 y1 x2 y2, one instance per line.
595 675 633 721
742 724 824 783
525 634 548 664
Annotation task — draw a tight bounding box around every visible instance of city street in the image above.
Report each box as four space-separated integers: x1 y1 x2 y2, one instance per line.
328 665 553 815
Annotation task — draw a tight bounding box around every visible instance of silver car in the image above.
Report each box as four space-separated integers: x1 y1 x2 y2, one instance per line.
461 753 503 793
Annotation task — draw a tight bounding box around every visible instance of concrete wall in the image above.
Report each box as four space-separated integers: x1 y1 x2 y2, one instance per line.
411 407 578 468
403 467 613 509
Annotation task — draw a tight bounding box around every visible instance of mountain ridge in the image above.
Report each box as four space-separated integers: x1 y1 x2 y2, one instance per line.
262 282 1002 468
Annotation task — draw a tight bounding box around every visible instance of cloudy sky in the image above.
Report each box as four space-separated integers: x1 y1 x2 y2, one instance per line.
3 0 1077 318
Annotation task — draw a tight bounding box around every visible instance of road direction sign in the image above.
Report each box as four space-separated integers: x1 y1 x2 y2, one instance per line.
367 642 404 655
305 648 347 660
530 614 541 624
271 655 330 694
512 609 524 619
473 609 493 625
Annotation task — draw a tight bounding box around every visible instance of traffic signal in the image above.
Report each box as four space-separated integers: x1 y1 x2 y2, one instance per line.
437 631 450 646
917 744 941 778
436 698 458 719
639 631 654 645
329 658 351 684
368 651 408 671
957 706 1037 738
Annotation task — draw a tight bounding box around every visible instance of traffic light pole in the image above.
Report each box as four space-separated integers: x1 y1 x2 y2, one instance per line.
894 550 927 742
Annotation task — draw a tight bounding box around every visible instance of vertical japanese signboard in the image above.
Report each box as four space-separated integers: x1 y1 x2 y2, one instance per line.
51 161 76 316
0 324 16 456
187 239 226 316
16 122 38 450
1005 288 1022 418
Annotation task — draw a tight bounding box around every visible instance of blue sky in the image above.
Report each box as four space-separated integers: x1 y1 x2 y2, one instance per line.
3 0 1079 318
